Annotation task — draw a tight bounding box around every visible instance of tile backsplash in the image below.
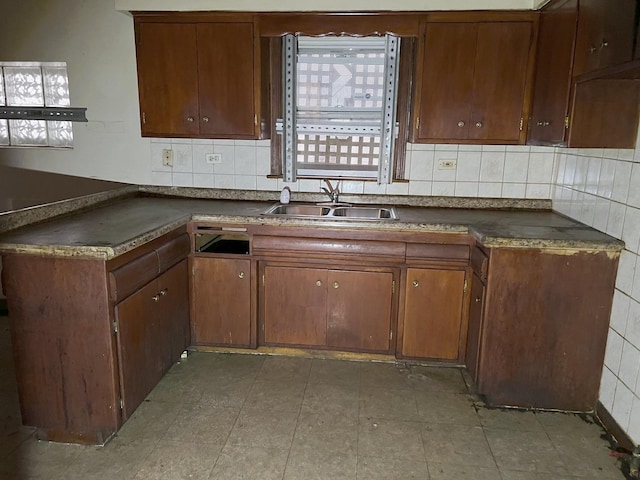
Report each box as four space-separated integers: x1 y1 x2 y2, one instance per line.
149 138 556 199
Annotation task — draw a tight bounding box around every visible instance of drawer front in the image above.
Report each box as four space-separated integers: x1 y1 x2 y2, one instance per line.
109 250 159 303
406 243 470 262
470 247 489 282
157 233 190 273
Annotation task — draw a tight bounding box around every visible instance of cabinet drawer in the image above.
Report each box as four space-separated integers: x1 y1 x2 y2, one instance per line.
470 247 489 282
109 251 159 303
406 243 469 263
157 233 190 272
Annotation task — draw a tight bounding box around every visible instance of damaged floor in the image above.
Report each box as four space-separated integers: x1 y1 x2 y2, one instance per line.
0 316 628 480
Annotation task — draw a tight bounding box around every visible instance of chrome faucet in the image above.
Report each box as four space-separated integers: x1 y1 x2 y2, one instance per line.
321 179 341 203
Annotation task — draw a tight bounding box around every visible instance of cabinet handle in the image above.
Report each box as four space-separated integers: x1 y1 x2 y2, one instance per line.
412 280 419 288
333 281 339 289
152 294 160 302
315 280 322 287
160 288 168 296
187 116 195 123
202 116 209 123
475 297 482 303
536 121 550 127
475 122 483 128
457 121 465 128
600 40 609 49
238 272 245 279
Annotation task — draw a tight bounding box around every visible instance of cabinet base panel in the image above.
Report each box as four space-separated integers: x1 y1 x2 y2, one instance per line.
34 427 115 446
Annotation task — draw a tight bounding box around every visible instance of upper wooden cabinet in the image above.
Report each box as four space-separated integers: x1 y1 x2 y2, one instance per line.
134 15 259 139
528 0 640 147
414 19 536 144
572 0 637 76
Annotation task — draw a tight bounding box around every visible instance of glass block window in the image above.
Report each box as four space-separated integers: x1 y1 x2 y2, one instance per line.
0 62 73 147
279 35 400 183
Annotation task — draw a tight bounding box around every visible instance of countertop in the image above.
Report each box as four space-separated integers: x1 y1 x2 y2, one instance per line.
0 191 624 259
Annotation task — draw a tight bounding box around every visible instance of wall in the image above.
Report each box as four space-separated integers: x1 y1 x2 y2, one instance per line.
0 0 556 197
553 127 640 445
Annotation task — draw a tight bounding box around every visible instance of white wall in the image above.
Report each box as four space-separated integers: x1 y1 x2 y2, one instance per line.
553 127 640 445
0 0 150 183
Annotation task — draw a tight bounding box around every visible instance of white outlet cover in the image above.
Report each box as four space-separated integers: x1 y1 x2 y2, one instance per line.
438 159 457 170
206 153 223 164
162 149 173 167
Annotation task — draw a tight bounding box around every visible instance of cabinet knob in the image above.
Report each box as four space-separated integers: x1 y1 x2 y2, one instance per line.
536 121 550 127
475 122 483 128
412 280 419 288
475 297 482 303
238 272 245 279
457 121 465 128
160 288 168 296
588 45 598 54
187 116 195 123
333 281 339 289
152 294 160 302
600 40 609 49
202 116 209 123
315 280 322 287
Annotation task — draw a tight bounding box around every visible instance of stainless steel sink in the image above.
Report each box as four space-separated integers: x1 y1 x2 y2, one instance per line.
262 203 398 221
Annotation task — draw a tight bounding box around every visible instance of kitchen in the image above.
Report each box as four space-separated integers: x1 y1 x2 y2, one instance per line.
0 0 640 478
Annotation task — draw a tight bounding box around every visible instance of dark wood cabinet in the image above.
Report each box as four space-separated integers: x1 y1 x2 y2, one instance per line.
400 268 467 361
115 260 189 420
415 20 534 144
135 16 258 139
528 0 640 147
192 257 253 347
262 264 395 353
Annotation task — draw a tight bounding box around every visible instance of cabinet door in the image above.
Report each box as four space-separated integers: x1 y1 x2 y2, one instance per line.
192 257 252 347
157 259 190 366
469 22 532 142
115 279 163 420
416 23 476 141
326 270 393 353
197 23 256 137
263 266 327 346
465 273 485 383
401 268 466 360
136 22 200 136
528 1 578 145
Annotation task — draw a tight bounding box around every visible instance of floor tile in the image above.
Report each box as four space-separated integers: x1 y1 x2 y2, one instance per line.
301 381 360 417
259 355 312 383
358 417 425 462
500 471 605 480
284 450 357 480
360 362 414 389
550 433 624 479
308 358 362 385
357 454 429 480
197 376 254 408
0 437 85 478
359 385 419 421
116 398 182 442
414 391 480 425
133 440 219 480
210 444 289 480
225 409 297 449
292 412 358 456
406 366 468 394
427 463 501 480
422 423 496 468
484 426 569 475
476 407 545 432
242 380 306 413
162 403 239 446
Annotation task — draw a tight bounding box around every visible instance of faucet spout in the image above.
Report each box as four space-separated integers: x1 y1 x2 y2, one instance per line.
321 179 341 203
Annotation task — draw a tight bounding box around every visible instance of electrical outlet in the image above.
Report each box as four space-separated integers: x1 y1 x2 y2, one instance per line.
162 149 173 167
206 153 223 164
438 159 457 170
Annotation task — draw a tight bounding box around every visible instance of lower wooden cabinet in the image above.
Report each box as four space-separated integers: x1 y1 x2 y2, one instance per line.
464 272 486 382
400 268 467 361
115 259 189 420
191 257 253 347
261 264 395 353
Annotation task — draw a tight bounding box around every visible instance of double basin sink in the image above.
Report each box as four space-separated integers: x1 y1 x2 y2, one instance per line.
262 203 399 221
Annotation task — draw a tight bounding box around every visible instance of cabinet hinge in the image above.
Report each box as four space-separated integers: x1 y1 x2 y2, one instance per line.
415 117 420 130
463 279 468 293
389 330 393 341
142 112 146 125
262 274 265 286
254 114 258 126
119 398 124 410
565 116 570 129
113 319 119 334
392 280 395 294
519 117 524 131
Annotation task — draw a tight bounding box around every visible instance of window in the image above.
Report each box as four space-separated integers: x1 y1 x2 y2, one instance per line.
276 35 401 184
0 62 78 147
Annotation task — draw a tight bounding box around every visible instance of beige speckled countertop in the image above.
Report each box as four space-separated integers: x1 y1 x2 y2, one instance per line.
0 188 624 259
